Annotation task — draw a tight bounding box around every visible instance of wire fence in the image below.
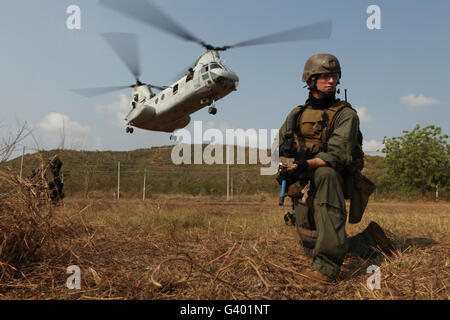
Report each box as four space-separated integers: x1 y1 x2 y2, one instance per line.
2 145 387 200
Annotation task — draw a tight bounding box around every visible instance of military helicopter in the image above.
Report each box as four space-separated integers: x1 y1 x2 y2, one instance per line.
73 0 332 135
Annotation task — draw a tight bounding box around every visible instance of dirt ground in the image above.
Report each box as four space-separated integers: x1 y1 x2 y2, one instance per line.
1 194 449 300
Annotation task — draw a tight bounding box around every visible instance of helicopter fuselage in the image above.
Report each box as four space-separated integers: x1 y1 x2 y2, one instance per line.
125 50 238 133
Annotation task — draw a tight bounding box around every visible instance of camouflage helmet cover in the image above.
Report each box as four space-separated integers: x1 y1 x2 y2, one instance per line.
302 53 341 83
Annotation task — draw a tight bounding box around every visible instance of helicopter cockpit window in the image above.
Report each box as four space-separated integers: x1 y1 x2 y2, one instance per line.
161 94 165 100
134 94 139 102
209 63 222 70
173 84 178 94
155 98 159 104
201 65 209 73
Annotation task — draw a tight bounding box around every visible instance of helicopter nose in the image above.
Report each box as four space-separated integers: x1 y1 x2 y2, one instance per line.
230 72 239 90
211 70 239 90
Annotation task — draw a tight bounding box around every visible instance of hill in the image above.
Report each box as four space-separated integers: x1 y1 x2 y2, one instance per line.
3 145 440 199
0 145 421 199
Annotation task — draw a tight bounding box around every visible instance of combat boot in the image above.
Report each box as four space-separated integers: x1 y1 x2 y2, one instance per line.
366 221 394 255
301 268 336 286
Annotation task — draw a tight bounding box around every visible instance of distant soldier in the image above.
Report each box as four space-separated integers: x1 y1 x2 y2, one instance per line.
47 156 64 202
186 68 194 81
277 53 394 284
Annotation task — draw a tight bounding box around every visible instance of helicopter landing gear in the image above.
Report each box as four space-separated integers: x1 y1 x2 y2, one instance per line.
208 106 217 115
208 100 217 115
126 127 134 134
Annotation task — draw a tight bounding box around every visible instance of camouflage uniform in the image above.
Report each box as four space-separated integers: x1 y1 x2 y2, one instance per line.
278 102 377 279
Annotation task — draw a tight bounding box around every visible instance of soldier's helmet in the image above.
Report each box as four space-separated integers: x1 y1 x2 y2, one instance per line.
302 53 341 83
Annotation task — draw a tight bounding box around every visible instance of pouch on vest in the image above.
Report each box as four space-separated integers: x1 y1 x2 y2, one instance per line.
349 171 376 224
299 110 328 154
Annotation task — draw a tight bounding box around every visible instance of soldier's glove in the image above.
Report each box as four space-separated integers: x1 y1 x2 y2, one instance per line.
276 167 296 186
276 159 309 186
292 159 309 175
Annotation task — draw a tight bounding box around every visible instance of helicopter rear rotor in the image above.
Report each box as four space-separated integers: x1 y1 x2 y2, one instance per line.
72 32 168 98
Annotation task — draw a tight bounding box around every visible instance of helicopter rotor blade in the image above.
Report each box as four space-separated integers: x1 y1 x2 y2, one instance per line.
99 0 206 48
72 85 132 98
101 33 141 81
73 83 169 97
218 20 332 51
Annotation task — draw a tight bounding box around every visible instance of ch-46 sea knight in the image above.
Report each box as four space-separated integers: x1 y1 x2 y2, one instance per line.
73 0 332 137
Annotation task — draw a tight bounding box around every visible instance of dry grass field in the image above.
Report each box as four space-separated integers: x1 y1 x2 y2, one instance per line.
1 191 448 300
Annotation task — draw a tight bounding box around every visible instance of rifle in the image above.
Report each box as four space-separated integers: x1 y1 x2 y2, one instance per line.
279 179 287 206
277 108 313 206
277 108 301 207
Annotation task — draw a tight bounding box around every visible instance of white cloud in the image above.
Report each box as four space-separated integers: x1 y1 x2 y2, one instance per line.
36 112 105 150
38 112 89 135
38 112 90 149
95 93 130 127
363 139 385 155
354 107 372 123
400 94 439 107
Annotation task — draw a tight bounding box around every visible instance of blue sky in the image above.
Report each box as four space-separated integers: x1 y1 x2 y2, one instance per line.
1 0 449 157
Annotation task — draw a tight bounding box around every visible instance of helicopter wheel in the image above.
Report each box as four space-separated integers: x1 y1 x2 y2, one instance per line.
208 107 217 115
126 127 134 134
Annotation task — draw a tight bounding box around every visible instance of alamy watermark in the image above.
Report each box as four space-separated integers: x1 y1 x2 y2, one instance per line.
366 265 381 290
66 265 81 289
66 5 81 30
366 5 381 30
171 121 279 175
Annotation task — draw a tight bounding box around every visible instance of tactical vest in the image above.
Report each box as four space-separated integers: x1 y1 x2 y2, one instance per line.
281 100 374 224
292 100 364 173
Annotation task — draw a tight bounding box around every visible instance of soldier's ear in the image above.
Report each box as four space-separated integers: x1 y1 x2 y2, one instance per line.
306 78 316 90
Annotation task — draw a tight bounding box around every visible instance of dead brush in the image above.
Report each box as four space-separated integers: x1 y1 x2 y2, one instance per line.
0 154 61 281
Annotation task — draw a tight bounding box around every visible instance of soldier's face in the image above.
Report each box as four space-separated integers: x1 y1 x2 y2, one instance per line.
315 73 339 93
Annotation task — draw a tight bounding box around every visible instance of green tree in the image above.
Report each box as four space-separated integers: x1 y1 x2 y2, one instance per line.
382 125 449 199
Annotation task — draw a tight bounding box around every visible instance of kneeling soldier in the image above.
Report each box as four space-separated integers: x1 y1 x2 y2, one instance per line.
277 53 394 284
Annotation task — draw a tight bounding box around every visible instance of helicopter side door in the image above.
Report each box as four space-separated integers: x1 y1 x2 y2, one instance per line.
193 68 201 89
